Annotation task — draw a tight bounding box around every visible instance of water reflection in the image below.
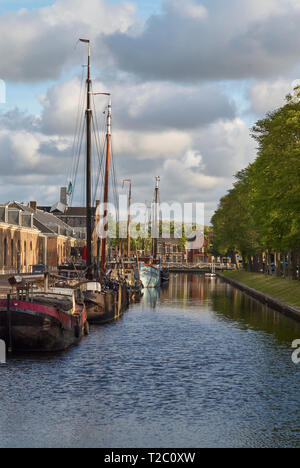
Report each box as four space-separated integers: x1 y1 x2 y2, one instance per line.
142 288 161 308
0 273 299 448
159 274 300 345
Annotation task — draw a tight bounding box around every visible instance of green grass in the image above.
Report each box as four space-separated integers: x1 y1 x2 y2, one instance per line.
222 270 300 309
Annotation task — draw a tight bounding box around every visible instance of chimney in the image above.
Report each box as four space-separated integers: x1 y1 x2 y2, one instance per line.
30 201 37 212
60 187 68 206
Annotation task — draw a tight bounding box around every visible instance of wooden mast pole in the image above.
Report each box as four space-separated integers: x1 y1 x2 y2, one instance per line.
100 95 111 274
154 176 160 261
123 179 132 259
80 38 93 279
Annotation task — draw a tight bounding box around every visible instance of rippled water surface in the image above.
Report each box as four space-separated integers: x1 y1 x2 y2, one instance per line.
0 274 300 448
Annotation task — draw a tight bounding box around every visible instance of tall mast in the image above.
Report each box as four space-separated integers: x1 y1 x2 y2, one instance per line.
80 38 92 279
100 95 111 273
123 179 132 259
154 176 160 260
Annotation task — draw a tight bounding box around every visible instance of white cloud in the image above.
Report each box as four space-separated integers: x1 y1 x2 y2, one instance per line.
2 0 286 224
0 126 72 176
38 77 82 135
193 118 256 178
168 0 208 20
0 0 136 82
249 79 293 114
106 0 300 82
36 76 235 136
163 150 220 190
114 129 192 159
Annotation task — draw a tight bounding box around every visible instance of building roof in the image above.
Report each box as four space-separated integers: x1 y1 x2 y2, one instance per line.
8 202 76 237
50 201 67 214
38 206 96 217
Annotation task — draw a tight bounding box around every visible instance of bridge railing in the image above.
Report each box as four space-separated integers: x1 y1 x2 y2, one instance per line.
161 263 236 270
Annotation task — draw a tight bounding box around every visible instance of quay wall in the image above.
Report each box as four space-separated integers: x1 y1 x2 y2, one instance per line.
218 273 300 323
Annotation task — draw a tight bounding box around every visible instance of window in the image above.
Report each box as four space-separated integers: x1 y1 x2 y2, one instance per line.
3 238 7 266
24 241 27 266
11 239 14 267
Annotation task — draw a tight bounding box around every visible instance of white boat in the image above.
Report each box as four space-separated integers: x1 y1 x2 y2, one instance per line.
205 261 216 278
139 262 161 288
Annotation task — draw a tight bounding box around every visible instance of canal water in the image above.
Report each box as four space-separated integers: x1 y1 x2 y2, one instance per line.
0 273 299 448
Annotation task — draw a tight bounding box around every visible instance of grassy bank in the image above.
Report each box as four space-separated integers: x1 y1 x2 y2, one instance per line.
222 270 300 309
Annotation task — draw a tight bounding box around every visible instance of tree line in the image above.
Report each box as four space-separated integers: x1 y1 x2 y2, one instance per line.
212 88 300 279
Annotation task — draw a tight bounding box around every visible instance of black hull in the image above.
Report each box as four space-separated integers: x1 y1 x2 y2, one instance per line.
84 284 129 324
160 269 170 283
129 287 143 303
0 311 84 353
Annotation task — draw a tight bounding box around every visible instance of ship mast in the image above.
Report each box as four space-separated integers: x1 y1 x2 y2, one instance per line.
100 94 112 273
123 179 132 259
80 38 93 279
154 176 160 261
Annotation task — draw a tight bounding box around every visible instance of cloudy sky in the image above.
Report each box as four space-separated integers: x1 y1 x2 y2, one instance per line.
0 0 299 224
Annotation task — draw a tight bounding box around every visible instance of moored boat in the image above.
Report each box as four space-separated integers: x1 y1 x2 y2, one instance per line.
60 39 129 324
83 278 129 324
0 276 88 353
139 262 161 288
205 259 216 278
160 267 170 283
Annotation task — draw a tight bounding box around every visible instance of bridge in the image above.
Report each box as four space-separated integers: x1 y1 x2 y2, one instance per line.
161 263 236 273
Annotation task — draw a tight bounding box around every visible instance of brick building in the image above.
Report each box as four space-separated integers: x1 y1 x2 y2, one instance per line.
157 237 185 263
157 231 211 264
0 205 40 274
0 202 82 274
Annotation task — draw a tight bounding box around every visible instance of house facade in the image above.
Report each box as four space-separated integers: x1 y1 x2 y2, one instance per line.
0 205 40 274
157 237 185 263
0 202 83 274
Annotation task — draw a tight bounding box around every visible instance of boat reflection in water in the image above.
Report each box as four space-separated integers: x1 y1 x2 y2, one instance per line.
141 287 161 309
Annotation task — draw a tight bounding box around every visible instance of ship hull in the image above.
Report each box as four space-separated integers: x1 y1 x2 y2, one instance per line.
140 264 161 288
0 298 87 353
84 283 129 324
160 268 170 283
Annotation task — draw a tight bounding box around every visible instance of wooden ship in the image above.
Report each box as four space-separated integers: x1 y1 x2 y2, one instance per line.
0 274 88 353
59 39 130 324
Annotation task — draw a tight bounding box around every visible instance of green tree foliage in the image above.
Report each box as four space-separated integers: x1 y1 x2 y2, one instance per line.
212 87 300 269
250 88 300 251
211 168 260 259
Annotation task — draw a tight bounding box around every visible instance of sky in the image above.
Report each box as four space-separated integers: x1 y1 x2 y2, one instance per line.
0 0 299 225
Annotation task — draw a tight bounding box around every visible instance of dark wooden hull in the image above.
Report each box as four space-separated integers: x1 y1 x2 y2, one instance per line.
84 283 129 324
160 268 170 283
129 285 143 303
0 298 87 353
